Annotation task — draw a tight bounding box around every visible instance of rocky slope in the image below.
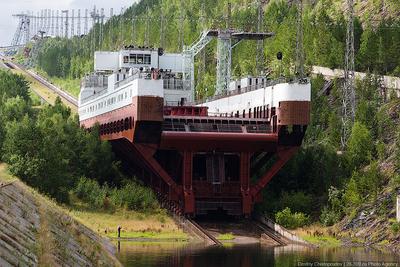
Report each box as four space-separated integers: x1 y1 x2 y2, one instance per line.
0 177 121 266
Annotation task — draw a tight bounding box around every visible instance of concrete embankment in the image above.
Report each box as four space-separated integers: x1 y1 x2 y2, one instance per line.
0 179 121 266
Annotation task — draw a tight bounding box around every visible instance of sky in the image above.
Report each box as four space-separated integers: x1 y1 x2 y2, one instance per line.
0 0 136 46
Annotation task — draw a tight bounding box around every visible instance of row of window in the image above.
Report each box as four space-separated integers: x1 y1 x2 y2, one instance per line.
123 54 152 65
82 90 131 115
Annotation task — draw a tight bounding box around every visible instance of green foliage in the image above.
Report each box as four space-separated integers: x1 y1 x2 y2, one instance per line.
275 207 309 229
280 191 313 214
320 206 341 227
320 186 344 226
74 177 107 208
343 162 381 212
0 68 119 203
110 181 159 211
342 175 362 212
0 70 30 102
390 220 400 235
74 177 159 212
347 122 373 169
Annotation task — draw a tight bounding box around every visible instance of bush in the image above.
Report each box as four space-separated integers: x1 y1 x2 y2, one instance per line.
280 191 313 214
320 186 344 226
110 181 159 212
275 207 310 229
74 177 107 209
342 176 362 212
391 221 400 234
320 206 341 226
347 122 373 169
74 177 159 212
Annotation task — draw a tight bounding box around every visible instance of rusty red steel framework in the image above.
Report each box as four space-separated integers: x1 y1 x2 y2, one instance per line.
81 98 310 217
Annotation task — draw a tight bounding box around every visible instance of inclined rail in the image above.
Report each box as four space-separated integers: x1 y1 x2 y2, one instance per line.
5 60 78 108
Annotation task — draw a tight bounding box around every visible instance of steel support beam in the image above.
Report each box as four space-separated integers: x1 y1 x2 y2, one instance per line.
240 152 252 215
133 144 181 200
183 151 195 214
250 147 298 197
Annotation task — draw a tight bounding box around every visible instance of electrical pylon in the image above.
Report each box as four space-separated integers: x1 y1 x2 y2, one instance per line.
256 0 267 75
341 0 356 149
295 0 305 79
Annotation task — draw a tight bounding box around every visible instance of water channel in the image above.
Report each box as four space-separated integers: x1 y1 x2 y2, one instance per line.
115 241 400 267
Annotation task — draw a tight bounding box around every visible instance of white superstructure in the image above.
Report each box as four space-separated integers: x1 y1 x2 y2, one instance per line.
200 81 311 115
79 46 311 123
79 47 192 122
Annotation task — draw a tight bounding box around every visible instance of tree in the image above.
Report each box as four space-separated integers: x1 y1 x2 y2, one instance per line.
347 122 373 169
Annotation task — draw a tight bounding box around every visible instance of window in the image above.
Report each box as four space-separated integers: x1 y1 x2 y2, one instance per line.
136 54 144 64
123 56 129 63
129 54 136 64
144 54 151 64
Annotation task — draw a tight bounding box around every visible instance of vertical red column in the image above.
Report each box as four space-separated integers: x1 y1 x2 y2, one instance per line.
240 152 252 216
182 151 195 215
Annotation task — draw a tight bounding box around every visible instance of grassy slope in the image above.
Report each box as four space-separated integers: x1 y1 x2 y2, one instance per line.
51 77 81 98
33 68 80 98
294 224 342 247
0 163 186 241
69 195 187 241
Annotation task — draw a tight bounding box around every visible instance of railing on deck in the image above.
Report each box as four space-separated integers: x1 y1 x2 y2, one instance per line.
195 77 287 105
81 74 108 88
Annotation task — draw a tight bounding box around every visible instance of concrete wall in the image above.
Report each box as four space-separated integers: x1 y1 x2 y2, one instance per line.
259 215 310 246
312 66 400 96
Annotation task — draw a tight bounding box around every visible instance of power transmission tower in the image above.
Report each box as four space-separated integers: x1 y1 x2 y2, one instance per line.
36 11 40 36
25 15 30 44
91 6 97 53
47 9 50 33
256 0 266 75
109 8 114 47
71 9 75 37
77 9 81 36
60 10 64 37
131 10 136 44
10 13 31 52
84 9 88 35
62 10 69 38
51 10 54 36
39 10 42 32
197 1 207 95
42 9 46 33
100 8 104 47
160 2 165 48
341 0 356 148
144 7 150 47
216 3 233 95
56 10 59 37
226 2 232 29
178 1 184 51
295 0 305 79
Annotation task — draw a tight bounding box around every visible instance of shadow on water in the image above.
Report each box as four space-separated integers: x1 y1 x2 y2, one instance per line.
115 241 400 267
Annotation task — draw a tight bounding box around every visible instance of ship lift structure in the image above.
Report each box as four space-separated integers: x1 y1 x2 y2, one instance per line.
183 29 274 100
79 26 310 217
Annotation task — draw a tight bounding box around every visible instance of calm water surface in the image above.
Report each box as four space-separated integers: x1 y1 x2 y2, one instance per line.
115 241 400 267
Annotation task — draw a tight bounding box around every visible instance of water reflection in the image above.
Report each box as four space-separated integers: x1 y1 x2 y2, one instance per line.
115 241 400 267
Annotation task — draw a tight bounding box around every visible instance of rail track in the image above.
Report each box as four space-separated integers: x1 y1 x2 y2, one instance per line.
2 59 78 108
155 191 223 245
